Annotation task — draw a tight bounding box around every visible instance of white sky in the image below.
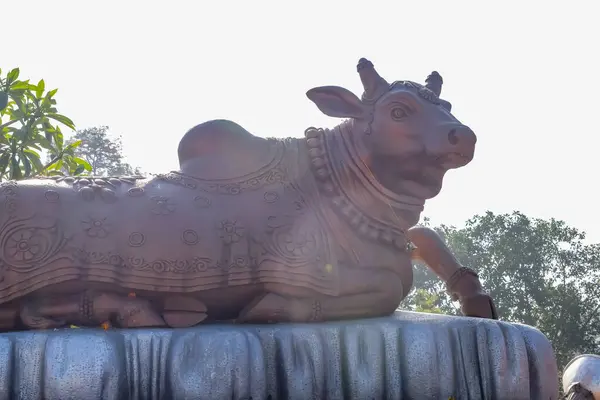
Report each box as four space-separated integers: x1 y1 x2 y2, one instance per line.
5 1 600 242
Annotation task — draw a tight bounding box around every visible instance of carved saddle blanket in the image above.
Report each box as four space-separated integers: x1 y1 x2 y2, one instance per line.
0 139 340 305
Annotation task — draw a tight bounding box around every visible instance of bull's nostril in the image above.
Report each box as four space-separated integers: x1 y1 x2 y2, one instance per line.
448 129 458 145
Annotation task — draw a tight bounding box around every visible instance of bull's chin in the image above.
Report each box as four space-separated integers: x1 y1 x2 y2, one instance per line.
398 179 443 201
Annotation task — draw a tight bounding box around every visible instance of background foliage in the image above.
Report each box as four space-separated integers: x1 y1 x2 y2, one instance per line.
0 68 90 180
402 211 600 368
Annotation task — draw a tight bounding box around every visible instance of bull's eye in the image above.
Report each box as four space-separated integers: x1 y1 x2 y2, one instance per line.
391 107 409 121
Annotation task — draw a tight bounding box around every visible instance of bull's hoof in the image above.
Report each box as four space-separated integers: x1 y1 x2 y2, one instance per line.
161 295 208 327
115 299 166 328
237 293 313 323
20 304 66 330
162 311 208 328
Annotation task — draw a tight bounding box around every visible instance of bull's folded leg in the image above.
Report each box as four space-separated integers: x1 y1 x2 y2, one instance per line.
0 307 18 330
237 267 405 323
20 302 67 330
19 291 167 329
91 292 166 328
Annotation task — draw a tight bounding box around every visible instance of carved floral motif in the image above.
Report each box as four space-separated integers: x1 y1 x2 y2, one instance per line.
81 217 111 238
218 220 244 244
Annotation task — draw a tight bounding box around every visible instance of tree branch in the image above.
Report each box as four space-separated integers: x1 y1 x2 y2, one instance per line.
0 119 18 130
31 152 63 177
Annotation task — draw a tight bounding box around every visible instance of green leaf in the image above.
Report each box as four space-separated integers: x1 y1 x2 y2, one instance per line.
32 135 53 149
73 156 92 171
11 95 24 112
48 169 64 176
24 149 44 173
66 139 82 149
10 80 32 90
6 68 20 84
47 113 75 130
21 151 32 176
0 91 7 111
10 156 22 180
74 164 85 175
54 130 64 150
0 152 11 175
35 79 45 99
46 88 58 98
41 97 51 110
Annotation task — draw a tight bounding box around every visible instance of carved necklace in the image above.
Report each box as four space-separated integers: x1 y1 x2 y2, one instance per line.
305 125 419 254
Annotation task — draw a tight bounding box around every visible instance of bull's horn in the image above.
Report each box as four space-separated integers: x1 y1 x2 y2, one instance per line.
425 71 443 96
357 58 389 103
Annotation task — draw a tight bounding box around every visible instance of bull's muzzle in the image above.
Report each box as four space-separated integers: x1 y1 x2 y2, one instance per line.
439 124 477 169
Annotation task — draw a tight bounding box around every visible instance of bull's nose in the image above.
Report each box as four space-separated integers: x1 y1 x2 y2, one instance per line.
447 125 477 155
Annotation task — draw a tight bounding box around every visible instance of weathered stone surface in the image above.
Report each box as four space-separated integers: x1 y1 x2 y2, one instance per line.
0 311 558 399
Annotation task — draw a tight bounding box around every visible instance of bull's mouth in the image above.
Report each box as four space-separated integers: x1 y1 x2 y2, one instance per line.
371 152 472 202
435 152 473 170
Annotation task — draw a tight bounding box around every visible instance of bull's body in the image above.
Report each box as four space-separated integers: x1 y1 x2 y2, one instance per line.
0 125 414 327
0 58 494 330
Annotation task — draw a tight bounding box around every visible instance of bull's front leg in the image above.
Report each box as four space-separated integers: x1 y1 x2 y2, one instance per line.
237 266 406 323
407 226 498 319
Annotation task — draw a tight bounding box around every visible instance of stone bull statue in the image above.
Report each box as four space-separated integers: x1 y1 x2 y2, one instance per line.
0 58 496 330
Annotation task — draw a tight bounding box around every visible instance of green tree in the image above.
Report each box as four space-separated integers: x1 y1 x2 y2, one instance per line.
67 126 141 176
403 211 600 368
0 67 91 180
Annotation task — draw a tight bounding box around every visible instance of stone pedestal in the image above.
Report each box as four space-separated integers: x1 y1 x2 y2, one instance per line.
0 311 558 399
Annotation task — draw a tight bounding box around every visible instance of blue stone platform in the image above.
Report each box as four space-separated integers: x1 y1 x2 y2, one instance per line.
0 311 558 399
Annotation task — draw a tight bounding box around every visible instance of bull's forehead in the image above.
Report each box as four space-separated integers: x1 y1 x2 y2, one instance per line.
386 81 442 106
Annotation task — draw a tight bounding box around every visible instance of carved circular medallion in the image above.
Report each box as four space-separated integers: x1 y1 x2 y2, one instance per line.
128 187 145 197
181 229 199 245
194 196 211 209
2 224 67 267
128 232 145 247
44 190 59 202
263 191 279 204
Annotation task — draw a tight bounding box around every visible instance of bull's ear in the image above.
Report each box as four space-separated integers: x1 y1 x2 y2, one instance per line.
306 86 367 119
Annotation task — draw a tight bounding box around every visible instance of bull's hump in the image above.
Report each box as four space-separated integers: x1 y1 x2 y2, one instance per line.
178 119 282 180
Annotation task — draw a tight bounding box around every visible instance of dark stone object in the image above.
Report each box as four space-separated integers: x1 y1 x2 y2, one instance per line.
0 312 558 400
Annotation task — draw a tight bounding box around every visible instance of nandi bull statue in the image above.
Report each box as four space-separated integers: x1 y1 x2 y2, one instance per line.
0 58 496 330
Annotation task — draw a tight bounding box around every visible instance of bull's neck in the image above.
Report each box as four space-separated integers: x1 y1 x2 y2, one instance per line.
305 122 422 253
